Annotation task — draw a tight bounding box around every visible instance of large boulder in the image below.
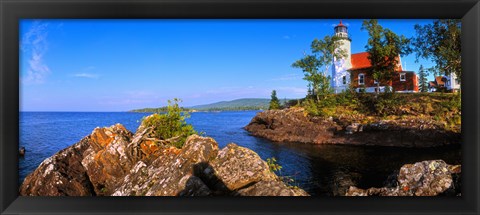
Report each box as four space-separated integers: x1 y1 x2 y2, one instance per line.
209 143 277 191
20 115 308 197
19 137 94 196
345 160 461 196
81 124 134 195
111 135 219 196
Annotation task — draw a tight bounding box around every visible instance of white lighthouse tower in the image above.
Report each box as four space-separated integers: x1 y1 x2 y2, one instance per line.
331 20 352 93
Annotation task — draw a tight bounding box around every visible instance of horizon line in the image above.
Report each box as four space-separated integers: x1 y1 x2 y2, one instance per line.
20 97 285 113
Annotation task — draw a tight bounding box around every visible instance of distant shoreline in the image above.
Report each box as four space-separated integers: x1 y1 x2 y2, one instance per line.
129 98 279 113
129 109 265 113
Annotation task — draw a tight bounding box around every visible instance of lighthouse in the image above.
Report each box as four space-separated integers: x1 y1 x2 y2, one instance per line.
331 20 352 94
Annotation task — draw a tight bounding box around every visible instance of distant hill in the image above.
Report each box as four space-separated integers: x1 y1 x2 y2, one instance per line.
189 98 271 111
129 98 274 113
128 107 190 113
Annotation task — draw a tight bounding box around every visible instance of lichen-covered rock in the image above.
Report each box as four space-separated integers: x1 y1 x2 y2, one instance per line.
19 137 95 196
209 143 277 191
20 116 308 196
345 160 460 196
111 135 218 196
235 180 308 196
81 124 133 195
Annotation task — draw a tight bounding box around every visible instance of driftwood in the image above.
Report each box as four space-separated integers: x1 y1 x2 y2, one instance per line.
128 126 182 161
144 136 182 145
128 127 153 162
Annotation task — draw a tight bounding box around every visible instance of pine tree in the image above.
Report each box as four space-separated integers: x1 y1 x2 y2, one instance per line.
269 90 281 110
418 65 428 92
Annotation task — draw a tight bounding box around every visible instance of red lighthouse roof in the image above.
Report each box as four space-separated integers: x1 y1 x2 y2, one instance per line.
350 52 404 71
337 20 345 27
350 52 371 70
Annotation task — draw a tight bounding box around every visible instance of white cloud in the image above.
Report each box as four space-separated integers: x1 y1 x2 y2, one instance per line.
282 35 291 39
72 66 100 79
21 21 51 84
73 73 99 79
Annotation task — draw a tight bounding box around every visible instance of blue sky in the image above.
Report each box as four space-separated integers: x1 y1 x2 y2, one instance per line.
20 19 439 112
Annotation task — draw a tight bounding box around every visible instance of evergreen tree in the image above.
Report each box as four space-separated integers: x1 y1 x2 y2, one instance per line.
412 19 461 82
361 19 412 94
269 90 281 110
418 65 428 92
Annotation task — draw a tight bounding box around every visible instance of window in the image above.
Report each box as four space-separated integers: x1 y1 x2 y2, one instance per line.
358 74 365 85
374 79 378 84
400 73 406 81
342 76 347 85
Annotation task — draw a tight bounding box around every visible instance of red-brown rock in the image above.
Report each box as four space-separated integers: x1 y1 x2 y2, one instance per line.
244 108 460 147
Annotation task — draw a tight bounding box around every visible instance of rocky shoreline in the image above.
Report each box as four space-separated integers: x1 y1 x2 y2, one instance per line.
20 112 462 196
244 107 461 147
20 115 308 196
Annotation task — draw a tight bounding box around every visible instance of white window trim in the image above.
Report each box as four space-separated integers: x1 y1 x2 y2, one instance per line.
358 73 365 85
400 73 406 82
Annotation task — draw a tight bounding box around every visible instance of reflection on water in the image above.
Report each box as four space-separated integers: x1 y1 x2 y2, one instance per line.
20 111 461 196
265 142 461 196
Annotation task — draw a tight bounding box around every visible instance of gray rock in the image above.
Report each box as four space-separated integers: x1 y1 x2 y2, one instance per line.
345 160 460 196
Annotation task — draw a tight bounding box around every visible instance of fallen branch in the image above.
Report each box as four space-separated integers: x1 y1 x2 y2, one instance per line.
144 135 182 145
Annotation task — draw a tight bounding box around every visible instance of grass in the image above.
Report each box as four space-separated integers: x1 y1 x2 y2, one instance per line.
299 92 461 132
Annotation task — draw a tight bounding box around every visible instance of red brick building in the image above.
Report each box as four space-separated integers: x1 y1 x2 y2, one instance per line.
349 52 419 93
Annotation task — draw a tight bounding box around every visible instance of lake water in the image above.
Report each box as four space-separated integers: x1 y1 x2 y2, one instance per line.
19 111 461 196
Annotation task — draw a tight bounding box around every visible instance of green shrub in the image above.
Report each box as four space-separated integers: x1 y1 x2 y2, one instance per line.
335 87 359 107
373 93 405 116
350 92 405 116
143 98 197 148
266 157 300 189
266 157 282 173
433 93 461 130
302 93 341 117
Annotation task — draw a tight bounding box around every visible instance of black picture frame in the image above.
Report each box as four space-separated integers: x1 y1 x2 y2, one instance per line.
1 0 479 214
